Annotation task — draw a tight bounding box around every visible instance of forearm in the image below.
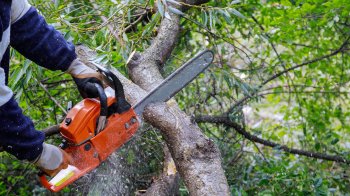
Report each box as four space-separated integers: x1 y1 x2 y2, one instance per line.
10 7 76 71
0 1 77 163
0 66 43 162
0 97 45 161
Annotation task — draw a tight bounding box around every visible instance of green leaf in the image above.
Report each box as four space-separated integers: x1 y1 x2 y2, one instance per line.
157 0 165 17
231 0 241 5
218 10 232 24
259 178 270 186
330 138 339 145
166 0 181 5
122 32 129 42
281 0 292 6
228 8 246 19
24 67 32 85
314 178 322 188
202 11 208 27
168 6 184 16
315 142 321 150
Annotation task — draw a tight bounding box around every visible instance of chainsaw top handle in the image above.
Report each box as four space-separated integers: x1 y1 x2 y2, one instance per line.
93 64 131 114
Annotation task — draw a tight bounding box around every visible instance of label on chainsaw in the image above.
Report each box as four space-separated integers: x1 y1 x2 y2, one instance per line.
49 165 78 187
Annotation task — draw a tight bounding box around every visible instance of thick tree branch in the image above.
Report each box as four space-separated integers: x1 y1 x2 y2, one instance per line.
127 1 230 195
195 115 350 164
77 46 216 195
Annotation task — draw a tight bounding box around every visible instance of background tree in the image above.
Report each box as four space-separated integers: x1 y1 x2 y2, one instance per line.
1 0 350 195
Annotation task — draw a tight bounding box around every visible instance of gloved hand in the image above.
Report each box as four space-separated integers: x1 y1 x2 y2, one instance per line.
66 59 107 98
35 143 72 177
67 59 112 131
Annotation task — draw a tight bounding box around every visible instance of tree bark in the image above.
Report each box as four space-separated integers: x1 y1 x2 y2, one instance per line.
143 103 229 195
127 7 229 196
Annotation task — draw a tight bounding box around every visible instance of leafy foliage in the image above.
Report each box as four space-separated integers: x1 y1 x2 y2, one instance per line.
2 0 350 195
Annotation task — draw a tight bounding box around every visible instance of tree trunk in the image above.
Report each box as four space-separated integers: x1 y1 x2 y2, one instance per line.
126 1 229 194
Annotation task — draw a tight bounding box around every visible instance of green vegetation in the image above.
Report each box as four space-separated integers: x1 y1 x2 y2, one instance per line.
2 0 350 195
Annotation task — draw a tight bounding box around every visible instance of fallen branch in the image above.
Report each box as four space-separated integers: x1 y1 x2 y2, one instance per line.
195 115 350 164
78 0 229 194
75 43 229 194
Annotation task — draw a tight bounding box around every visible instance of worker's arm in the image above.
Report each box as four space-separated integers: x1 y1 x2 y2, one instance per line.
0 67 69 174
1 0 103 166
0 0 70 163
0 2 46 161
10 2 76 71
0 67 44 161
10 1 108 97
0 1 74 175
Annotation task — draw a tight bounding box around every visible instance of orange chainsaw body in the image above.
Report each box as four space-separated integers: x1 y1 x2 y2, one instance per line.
40 97 139 192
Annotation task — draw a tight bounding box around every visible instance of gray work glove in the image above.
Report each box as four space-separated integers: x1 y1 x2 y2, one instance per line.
66 59 107 98
35 143 72 177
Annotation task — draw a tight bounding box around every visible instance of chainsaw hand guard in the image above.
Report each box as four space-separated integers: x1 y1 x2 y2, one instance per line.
92 63 131 114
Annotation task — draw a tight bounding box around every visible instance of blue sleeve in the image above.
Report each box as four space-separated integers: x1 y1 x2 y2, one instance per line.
0 97 45 161
10 7 76 71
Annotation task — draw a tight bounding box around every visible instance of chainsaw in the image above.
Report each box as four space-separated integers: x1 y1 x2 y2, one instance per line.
39 50 214 192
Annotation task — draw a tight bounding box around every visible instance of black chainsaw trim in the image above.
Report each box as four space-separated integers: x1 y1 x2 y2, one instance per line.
94 64 131 114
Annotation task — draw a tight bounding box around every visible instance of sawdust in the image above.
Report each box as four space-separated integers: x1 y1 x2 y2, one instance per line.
68 124 163 195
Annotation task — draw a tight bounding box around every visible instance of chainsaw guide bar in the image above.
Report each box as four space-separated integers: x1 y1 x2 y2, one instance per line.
39 50 214 192
133 50 214 116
